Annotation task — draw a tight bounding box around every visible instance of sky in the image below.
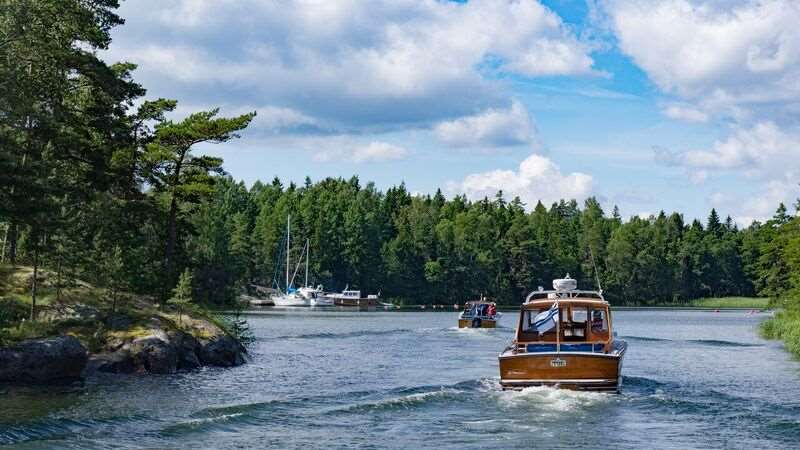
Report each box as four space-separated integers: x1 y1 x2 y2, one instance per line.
104 0 800 225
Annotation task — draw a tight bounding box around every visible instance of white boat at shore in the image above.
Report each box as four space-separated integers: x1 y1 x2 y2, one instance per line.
271 216 328 307
272 291 309 307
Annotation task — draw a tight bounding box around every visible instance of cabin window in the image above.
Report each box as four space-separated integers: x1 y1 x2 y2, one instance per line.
591 309 607 332
571 307 588 323
521 310 531 331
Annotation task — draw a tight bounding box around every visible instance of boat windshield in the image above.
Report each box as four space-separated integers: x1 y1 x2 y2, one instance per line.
462 303 495 318
518 304 609 342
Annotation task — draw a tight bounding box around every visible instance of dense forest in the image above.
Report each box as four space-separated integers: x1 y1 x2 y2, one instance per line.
2 1 800 318
149 176 800 307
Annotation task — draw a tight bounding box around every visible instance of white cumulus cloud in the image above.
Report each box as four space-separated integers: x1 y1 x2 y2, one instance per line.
434 100 538 148
669 122 800 175
662 103 709 123
449 154 593 207
604 0 800 123
107 0 597 130
314 141 408 163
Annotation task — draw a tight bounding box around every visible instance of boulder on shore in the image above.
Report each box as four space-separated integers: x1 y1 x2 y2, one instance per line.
87 350 136 374
199 335 247 367
0 336 88 383
84 330 245 375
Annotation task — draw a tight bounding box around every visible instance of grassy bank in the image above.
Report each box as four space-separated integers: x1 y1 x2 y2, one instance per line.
761 308 800 358
686 297 770 309
0 264 246 348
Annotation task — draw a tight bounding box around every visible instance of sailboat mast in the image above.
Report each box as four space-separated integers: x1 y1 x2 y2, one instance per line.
286 215 290 290
305 239 309 287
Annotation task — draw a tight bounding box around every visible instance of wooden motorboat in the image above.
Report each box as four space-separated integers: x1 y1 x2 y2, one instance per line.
458 299 499 328
498 276 627 392
325 288 380 308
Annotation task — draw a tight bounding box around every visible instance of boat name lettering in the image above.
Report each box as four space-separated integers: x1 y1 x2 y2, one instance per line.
550 358 567 368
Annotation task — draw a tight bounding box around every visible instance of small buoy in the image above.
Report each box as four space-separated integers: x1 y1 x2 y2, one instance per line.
453 304 458 309
420 305 426 310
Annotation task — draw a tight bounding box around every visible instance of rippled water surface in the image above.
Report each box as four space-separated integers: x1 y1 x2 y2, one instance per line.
1 309 799 449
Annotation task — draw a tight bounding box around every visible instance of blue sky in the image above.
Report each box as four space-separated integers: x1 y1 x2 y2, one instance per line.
105 0 800 224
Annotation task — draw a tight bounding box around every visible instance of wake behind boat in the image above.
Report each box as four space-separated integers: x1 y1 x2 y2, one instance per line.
498 275 627 392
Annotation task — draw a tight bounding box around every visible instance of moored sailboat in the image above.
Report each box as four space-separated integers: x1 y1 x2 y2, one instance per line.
272 215 310 307
498 275 627 392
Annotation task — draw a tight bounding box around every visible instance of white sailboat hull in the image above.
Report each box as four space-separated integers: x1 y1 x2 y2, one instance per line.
272 294 310 307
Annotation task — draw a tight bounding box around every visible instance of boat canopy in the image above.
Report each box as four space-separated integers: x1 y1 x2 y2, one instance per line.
516 300 611 344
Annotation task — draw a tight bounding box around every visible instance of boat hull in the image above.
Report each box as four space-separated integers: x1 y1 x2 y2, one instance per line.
272 295 310 307
332 298 378 307
458 318 497 328
310 297 333 306
498 346 626 392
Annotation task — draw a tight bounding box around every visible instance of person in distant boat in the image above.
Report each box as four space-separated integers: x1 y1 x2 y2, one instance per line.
487 304 496 318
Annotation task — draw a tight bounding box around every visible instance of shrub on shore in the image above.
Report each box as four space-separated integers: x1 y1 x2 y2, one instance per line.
761 307 800 357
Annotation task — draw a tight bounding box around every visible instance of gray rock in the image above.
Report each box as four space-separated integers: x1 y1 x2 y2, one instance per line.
199 336 246 367
173 332 201 370
86 351 135 374
0 336 88 383
130 335 177 374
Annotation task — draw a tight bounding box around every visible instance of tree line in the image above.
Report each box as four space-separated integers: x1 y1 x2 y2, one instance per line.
2 1 799 315
174 176 799 306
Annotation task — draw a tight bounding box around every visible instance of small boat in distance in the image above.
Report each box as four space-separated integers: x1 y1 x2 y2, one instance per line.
498 275 627 392
324 286 380 307
458 297 499 328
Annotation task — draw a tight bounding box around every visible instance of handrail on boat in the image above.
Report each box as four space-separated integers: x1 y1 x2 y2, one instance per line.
524 289 606 303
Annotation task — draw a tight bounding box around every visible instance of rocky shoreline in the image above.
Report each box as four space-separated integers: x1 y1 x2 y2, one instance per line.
0 310 247 384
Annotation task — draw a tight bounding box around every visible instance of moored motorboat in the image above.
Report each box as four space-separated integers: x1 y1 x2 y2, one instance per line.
458 298 499 328
498 275 627 392
303 286 332 306
324 287 380 307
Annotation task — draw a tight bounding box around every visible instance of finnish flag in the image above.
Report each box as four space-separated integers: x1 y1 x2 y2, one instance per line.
534 302 559 335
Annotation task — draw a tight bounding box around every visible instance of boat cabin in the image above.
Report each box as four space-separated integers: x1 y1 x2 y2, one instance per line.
498 275 626 392
339 290 361 298
514 290 613 353
461 300 497 319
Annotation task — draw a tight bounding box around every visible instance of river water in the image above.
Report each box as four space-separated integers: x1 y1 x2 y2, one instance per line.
1 309 799 449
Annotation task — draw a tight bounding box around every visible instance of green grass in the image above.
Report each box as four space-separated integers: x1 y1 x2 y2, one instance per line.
0 264 226 348
761 308 800 358
688 297 770 309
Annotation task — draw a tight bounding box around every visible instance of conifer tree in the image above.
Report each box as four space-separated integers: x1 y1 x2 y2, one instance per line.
168 269 193 327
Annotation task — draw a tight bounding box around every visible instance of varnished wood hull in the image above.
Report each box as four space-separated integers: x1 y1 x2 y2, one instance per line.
458 318 497 328
333 298 377 308
498 346 626 392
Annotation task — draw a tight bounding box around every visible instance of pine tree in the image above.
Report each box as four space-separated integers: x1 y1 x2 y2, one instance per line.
143 108 256 291
168 269 193 327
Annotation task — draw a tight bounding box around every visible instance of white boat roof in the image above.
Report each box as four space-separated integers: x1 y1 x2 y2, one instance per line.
524 289 607 304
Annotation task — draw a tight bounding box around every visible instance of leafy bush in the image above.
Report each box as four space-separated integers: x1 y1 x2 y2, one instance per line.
761 307 800 357
0 298 27 328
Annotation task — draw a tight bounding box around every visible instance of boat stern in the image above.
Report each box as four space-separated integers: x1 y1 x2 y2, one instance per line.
458 318 497 328
498 349 623 392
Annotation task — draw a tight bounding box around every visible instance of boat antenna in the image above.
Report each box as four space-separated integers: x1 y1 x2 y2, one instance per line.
589 245 603 294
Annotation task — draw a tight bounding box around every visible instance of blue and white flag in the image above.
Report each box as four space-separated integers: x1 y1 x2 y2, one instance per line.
533 302 559 335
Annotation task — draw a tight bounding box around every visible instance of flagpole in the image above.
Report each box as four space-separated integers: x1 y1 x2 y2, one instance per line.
556 299 560 356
